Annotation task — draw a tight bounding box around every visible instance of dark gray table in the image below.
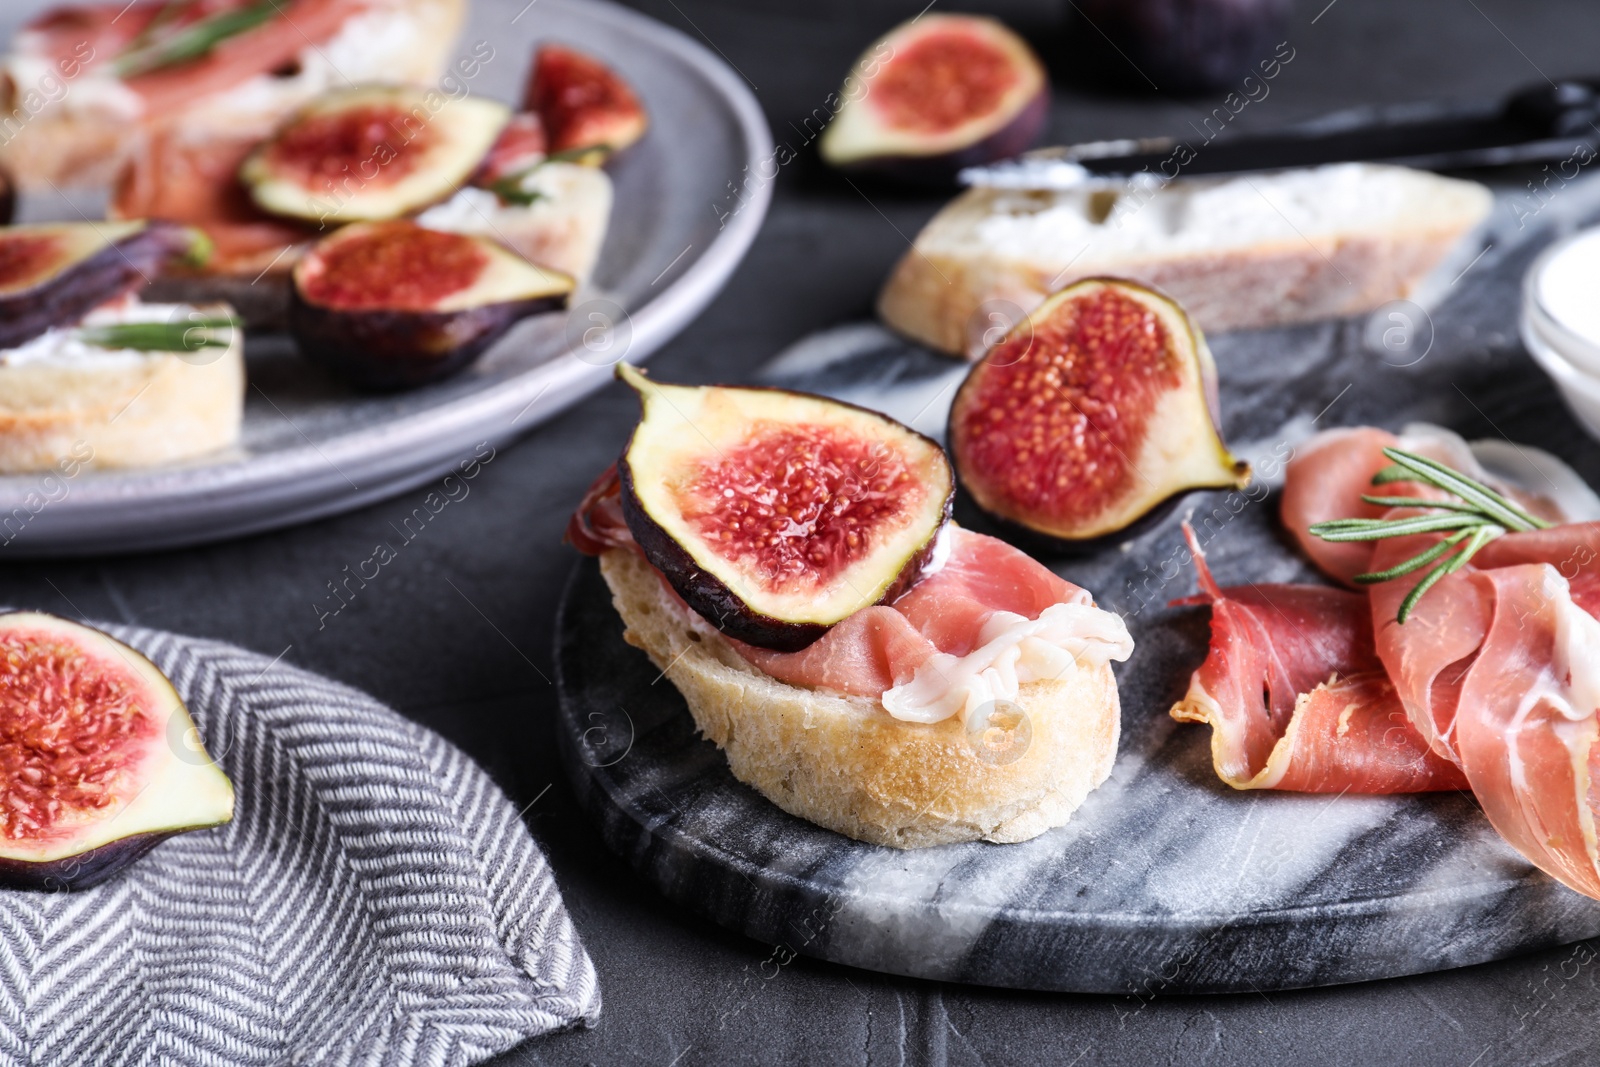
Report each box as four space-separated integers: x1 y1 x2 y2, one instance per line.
8 0 1600 1062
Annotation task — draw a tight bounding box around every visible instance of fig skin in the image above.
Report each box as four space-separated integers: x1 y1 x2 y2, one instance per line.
288 221 574 391
0 830 185 892
949 276 1250 550
1064 0 1294 96
0 221 199 350
289 287 567 391
820 14 1050 185
0 611 234 892
952 484 1187 557
527 44 649 161
614 367 955 653
618 458 950 654
840 89 1048 187
0 166 14 227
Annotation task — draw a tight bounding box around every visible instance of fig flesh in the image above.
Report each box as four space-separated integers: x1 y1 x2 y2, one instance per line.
0 612 234 891
615 364 954 652
949 278 1250 546
241 86 511 223
474 113 550 186
0 221 203 350
527 45 648 162
820 14 1048 181
289 220 574 391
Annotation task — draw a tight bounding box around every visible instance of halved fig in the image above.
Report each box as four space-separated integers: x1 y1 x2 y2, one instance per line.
0 612 234 891
819 14 1048 182
289 220 574 391
241 86 511 223
0 221 203 350
615 364 954 652
475 112 549 185
949 278 1250 546
527 45 648 161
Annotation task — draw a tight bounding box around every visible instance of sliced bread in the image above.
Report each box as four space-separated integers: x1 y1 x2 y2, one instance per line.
598 547 1122 849
0 303 244 472
879 162 1494 358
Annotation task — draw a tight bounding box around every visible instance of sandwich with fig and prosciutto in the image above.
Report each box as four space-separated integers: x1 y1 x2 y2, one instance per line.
0 220 243 472
568 364 1134 849
107 43 647 325
0 0 468 190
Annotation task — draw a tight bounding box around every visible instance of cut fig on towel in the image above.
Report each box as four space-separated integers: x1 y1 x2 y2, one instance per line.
241 86 510 222
615 364 955 652
819 14 1048 181
949 277 1250 546
0 612 234 891
289 220 573 391
527 44 648 163
0 220 206 349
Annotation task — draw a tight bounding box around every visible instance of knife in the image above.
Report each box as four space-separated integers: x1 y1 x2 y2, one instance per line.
962 78 1600 187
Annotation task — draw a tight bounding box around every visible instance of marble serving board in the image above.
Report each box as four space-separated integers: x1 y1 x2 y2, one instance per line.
554 175 1600 994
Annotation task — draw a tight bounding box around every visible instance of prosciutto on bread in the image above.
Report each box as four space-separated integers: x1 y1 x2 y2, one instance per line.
568 369 1134 848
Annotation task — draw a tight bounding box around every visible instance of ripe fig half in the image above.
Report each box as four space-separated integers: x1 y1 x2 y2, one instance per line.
0 612 234 891
949 278 1250 546
241 86 511 223
819 14 1048 181
0 221 203 350
289 220 574 391
527 45 649 161
615 364 955 652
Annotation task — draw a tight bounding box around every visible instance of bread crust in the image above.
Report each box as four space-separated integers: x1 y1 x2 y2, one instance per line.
0 304 244 472
599 548 1121 848
878 169 1493 358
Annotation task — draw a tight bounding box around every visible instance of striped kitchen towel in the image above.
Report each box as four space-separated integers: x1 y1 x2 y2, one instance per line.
0 624 599 1067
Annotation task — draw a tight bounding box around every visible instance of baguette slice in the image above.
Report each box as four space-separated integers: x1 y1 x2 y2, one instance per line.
0 0 468 190
128 161 612 329
416 162 614 287
0 303 243 472
879 162 1493 358
599 547 1121 849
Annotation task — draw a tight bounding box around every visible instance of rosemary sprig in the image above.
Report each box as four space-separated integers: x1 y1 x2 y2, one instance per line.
486 173 547 207
77 317 239 353
112 0 279 79
1308 446 1553 624
486 146 614 204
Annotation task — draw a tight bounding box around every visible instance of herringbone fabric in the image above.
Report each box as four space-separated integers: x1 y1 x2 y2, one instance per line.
0 626 599 1067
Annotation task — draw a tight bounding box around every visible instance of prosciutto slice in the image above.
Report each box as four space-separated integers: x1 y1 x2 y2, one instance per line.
1170 526 1467 792
20 0 373 114
568 466 1133 724
1263 425 1600 899
1451 564 1600 896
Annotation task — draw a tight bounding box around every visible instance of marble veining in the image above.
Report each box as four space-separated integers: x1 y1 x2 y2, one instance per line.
555 176 1600 993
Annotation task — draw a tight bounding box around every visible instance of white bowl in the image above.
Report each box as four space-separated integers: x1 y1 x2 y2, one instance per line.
1522 288 1600 441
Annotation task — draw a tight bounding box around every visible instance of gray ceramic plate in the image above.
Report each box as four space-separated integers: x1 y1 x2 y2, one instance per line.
0 0 771 556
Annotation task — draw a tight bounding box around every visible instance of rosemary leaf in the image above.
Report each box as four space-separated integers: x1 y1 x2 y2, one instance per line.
113 0 278 79
1312 446 1554 623
1370 465 1415 485
1357 495 1485 513
1446 524 1499 574
1397 560 1454 624
1308 512 1495 542
1380 448 1549 532
1352 530 1472 584
78 317 239 353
